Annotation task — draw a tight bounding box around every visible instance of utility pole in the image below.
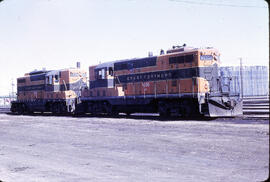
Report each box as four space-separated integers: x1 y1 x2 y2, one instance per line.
11 78 15 101
239 58 243 99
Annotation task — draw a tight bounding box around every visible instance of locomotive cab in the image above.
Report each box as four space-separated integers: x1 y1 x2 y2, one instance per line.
45 71 60 91
86 63 114 96
94 64 115 88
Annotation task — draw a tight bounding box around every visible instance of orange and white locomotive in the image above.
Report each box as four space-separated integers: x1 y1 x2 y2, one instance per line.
80 45 243 117
11 64 87 114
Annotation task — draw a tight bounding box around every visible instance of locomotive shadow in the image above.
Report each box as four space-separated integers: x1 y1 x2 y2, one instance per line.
73 113 216 121
6 112 73 117
6 111 217 121
74 114 267 124
6 112 267 124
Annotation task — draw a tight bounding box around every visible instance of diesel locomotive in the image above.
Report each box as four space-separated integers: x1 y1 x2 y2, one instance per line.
11 65 87 114
11 45 243 117
79 45 243 117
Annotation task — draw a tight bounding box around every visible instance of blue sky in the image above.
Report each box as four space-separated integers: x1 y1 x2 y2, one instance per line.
0 0 268 95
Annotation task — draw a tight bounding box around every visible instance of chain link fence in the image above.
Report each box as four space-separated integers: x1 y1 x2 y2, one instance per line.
220 66 269 96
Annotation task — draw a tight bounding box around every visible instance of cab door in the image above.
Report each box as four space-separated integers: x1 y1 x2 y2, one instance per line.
53 74 60 92
45 75 53 92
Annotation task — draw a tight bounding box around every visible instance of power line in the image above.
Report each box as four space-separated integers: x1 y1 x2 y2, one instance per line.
169 0 268 8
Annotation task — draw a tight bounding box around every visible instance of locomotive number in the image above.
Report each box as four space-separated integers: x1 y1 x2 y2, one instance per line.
142 82 150 87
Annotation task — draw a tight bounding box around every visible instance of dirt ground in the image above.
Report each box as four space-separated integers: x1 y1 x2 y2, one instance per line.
0 114 269 182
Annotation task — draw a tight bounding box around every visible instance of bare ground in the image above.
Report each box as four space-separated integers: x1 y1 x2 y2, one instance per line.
0 114 269 182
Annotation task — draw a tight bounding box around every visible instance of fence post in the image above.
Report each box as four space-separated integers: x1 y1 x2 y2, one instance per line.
240 58 244 98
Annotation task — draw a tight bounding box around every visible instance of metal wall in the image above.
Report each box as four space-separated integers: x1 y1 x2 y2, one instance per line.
220 66 269 96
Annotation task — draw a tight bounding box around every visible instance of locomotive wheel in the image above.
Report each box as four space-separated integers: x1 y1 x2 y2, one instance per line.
182 107 191 118
158 101 171 117
23 104 32 114
16 103 27 115
159 107 171 117
106 103 119 116
159 109 170 117
17 104 24 115
110 111 119 116
11 104 17 113
26 107 33 115
109 109 119 117
60 102 67 113
11 104 16 113
52 103 60 114
181 100 193 118
52 103 56 114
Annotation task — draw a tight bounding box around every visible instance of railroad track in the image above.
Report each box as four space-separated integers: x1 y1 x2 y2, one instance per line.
1 97 269 120
243 96 269 119
0 107 10 113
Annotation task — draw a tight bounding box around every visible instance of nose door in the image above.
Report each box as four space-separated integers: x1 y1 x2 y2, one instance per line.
45 75 53 91
202 64 219 93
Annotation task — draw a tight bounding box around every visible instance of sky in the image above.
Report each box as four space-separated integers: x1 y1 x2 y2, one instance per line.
0 0 268 95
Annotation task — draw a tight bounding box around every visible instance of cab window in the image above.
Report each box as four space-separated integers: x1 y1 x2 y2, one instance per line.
55 75 59 83
97 68 106 79
46 76 53 84
109 67 113 76
101 69 105 79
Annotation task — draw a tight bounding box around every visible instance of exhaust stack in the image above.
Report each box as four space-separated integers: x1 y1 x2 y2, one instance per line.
76 62 81 69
